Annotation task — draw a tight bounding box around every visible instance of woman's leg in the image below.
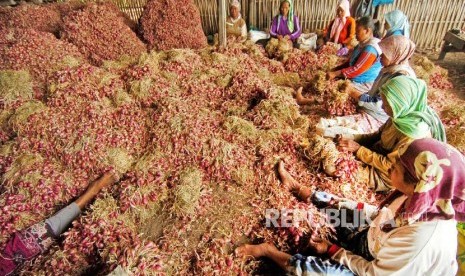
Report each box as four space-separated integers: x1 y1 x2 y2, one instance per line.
235 243 355 275
0 173 118 275
46 172 118 237
235 243 291 270
277 161 313 202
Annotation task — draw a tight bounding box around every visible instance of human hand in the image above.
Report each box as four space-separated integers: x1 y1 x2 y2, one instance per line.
308 233 333 255
348 88 363 100
337 138 361 152
326 71 339 80
326 71 334 80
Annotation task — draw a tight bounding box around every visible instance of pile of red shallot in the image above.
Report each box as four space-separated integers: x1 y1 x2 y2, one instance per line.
61 2 146 65
0 3 62 33
139 0 207 51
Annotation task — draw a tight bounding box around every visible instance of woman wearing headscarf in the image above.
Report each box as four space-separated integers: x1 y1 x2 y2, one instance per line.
324 0 356 47
354 34 416 123
384 9 410 38
269 0 302 43
327 16 382 94
236 138 462 275
226 0 247 42
337 75 446 191
297 35 417 135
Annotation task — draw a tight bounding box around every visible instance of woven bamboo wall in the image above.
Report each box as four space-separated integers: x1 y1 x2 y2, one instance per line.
114 0 465 51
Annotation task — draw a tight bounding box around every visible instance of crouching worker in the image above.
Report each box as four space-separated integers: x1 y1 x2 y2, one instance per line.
236 139 462 275
270 0 302 43
337 76 446 191
327 16 382 94
226 0 247 42
0 172 119 276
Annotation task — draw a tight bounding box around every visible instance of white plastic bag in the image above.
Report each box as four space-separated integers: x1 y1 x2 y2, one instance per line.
297 33 317 51
316 117 362 139
248 30 270 43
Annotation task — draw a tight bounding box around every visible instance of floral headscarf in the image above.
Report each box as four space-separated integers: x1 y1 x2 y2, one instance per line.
280 0 295 32
380 75 446 142
229 0 242 19
385 9 410 38
230 0 240 10
398 138 465 224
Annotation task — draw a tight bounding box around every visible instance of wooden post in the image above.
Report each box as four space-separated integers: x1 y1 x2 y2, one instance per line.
218 0 227 47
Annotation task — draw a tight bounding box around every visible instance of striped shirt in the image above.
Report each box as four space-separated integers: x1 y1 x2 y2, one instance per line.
342 44 382 84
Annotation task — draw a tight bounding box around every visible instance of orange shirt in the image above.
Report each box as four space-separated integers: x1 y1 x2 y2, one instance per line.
325 16 356 45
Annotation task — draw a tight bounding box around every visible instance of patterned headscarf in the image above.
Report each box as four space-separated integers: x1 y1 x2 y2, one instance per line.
378 35 415 66
229 0 240 10
398 138 465 224
280 0 295 32
329 0 351 43
380 76 446 142
385 9 410 38
229 0 242 19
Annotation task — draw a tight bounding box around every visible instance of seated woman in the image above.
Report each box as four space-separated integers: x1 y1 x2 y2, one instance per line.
327 16 382 94
0 172 118 275
226 0 247 42
297 35 417 134
351 34 416 123
324 0 356 47
270 0 302 43
338 76 446 191
384 9 410 38
237 138 462 275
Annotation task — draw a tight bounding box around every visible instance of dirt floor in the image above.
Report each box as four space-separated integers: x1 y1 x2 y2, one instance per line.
427 51 465 99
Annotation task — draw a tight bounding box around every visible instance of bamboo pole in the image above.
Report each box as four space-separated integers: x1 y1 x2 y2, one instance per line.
218 0 226 46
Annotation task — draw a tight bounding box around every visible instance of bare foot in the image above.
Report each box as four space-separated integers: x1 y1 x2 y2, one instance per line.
87 172 119 194
235 243 275 259
75 172 119 210
295 87 304 103
278 161 300 192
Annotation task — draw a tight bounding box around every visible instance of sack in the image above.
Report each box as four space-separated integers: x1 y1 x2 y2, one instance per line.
248 30 269 43
297 33 317 51
316 117 363 139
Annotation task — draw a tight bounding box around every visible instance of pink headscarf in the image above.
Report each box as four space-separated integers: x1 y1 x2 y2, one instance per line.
378 35 415 66
329 0 351 43
398 138 465 224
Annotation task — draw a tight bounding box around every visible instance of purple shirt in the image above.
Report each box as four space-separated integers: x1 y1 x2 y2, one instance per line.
270 15 302 42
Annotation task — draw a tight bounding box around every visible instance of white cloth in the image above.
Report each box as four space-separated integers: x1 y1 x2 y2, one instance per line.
367 195 407 256
332 218 458 275
228 16 247 38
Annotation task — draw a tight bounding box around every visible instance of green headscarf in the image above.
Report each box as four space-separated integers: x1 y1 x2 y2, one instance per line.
280 0 295 32
380 76 446 142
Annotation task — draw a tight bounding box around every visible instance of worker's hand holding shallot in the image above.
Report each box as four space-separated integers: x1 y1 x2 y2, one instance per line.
337 138 361 153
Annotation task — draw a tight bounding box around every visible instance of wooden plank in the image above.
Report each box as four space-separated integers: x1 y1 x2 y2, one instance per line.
218 0 226 46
